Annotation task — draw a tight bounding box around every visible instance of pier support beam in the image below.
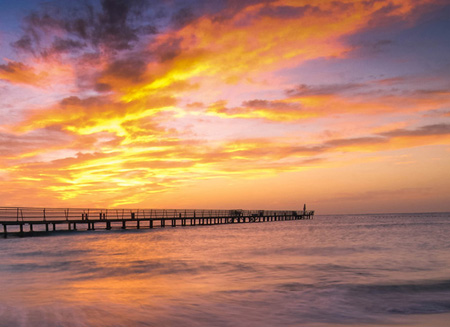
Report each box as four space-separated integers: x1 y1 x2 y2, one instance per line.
3 224 6 238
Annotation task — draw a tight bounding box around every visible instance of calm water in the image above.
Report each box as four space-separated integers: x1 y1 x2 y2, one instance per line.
1 213 450 327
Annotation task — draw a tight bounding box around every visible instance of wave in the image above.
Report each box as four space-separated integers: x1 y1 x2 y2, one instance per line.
350 279 450 294
274 278 450 316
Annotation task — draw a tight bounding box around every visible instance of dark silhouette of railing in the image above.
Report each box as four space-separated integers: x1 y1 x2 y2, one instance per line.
0 206 314 237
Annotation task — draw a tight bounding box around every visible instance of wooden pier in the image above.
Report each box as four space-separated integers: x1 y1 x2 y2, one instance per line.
0 207 314 238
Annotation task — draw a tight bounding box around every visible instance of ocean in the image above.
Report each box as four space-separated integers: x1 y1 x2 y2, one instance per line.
1 213 449 327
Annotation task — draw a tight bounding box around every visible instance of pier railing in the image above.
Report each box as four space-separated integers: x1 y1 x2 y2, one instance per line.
0 207 314 222
0 206 314 237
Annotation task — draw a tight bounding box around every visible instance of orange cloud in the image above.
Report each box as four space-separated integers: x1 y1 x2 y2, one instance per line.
0 59 74 88
1 0 448 210
0 61 45 86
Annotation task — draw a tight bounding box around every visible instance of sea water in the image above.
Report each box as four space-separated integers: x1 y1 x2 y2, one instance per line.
0 213 449 327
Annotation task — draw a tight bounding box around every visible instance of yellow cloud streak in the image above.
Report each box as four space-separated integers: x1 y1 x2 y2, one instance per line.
118 0 438 106
119 1 368 103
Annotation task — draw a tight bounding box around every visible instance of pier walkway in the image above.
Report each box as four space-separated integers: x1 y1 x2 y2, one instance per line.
0 207 314 238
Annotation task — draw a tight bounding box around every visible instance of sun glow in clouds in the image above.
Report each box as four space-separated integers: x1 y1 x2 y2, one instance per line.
0 0 449 213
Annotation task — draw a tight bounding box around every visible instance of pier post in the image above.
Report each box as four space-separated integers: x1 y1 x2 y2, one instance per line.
19 224 24 236
3 224 6 238
106 221 111 230
73 223 77 231
122 221 126 229
46 223 49 232
149 220 153 229
137 220 140 229
53 223 56 231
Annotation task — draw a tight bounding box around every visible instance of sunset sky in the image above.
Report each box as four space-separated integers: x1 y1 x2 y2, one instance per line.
0 0 449 214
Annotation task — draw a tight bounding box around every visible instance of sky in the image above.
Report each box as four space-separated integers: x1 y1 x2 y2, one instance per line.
0 0 449 214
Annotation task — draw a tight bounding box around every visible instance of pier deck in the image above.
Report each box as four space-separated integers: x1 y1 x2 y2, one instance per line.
0 207 314 238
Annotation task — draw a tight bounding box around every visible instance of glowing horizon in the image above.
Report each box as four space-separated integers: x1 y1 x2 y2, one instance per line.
1 0 449 214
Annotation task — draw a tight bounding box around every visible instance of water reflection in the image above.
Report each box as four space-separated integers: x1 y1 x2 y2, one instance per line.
1 214 450 326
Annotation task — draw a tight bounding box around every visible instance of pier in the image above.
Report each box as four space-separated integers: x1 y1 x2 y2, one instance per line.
0 207 314 238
